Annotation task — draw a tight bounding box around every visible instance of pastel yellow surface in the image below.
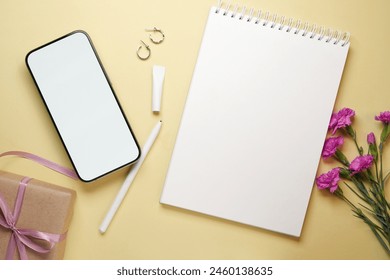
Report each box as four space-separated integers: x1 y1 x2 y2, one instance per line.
1 0 389 259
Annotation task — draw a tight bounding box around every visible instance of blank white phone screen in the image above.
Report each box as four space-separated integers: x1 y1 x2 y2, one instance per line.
26 31 140 182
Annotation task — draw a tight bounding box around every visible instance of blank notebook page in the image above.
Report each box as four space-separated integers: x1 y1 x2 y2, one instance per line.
161 6 350 237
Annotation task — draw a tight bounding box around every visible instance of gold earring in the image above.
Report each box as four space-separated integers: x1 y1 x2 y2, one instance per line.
136 40 151 60
146 27 165 44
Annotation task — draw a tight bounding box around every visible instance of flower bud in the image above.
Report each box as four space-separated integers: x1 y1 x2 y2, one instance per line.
367 132 376 145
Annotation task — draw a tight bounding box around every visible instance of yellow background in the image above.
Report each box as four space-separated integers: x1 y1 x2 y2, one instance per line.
1 0 389 259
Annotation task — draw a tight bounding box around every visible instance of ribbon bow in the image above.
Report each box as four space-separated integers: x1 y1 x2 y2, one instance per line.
0 151 78 259
0 177 66 260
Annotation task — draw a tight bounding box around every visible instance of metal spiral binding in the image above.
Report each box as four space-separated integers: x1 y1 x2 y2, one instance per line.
215 0 350 46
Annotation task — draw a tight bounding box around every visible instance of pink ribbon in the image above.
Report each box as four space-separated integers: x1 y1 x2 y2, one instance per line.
0 151 78 180
0 151 78 259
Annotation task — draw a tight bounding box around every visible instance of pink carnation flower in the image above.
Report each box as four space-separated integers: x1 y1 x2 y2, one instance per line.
349 155 374 175
322 136 344 158
375 111 390 124
316 168 341 193
367 132 376 145
328 108 355 134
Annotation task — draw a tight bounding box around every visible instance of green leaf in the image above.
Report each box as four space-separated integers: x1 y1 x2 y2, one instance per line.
369 144 378 162
365 224 390 254
339 168 351 179
380 124 390 143
344 182 365 201
346 125 356 138
335 150 350 166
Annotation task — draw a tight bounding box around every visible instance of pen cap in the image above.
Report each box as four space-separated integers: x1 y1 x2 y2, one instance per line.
152 65 166 113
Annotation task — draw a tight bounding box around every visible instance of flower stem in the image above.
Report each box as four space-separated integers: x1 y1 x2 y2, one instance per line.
336 190 357 210
375 161 380 185
379 143 384 189
353 137 363 156
345 199 390 255
344 182 366 202
347 125 363 155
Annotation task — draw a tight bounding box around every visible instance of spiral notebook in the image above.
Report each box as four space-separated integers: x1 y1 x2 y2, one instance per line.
161 3 350 237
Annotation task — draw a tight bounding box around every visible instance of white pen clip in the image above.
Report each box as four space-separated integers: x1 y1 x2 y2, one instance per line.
152 65 166 113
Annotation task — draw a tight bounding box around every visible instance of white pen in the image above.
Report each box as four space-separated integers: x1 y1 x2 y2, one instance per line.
99 120 162 234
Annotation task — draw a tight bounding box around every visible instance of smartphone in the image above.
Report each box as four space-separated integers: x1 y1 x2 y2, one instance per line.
26 30 140 182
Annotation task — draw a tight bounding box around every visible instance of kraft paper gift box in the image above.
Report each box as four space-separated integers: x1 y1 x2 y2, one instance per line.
0 170 76 260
